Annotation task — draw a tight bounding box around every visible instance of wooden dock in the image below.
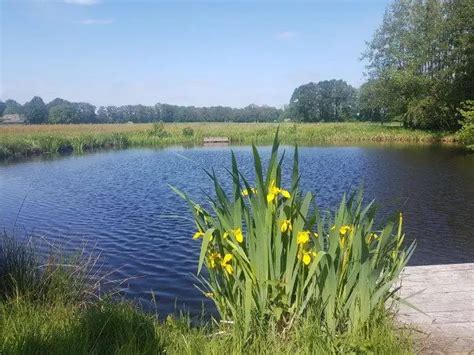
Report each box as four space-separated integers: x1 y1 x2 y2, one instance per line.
203 137 230 144
399 263 474 353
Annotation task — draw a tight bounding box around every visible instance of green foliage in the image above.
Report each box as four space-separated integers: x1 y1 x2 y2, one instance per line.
48 102 97 124
3 99 23 116
182 127 194 137
0 233 96 305
363 0 474 130
23 96 48 124
289 80 358 122
0 122 447 160
458 100 474 150
149 122 169 138
0 223 413 354
175 132 414 337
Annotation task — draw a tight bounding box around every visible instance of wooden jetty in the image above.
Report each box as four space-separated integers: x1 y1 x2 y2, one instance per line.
203 137 230 144
399 263 474 353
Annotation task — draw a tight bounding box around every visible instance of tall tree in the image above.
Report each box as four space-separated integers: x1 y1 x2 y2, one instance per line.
3 99 23 115
289 80 358 122
362 0 474 130
23 96 48 124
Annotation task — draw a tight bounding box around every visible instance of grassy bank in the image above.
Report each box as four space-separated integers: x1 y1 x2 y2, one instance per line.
0 234 414 354
0 122 453 159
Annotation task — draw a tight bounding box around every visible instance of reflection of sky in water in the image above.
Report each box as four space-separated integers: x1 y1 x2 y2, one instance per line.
1 145 473 316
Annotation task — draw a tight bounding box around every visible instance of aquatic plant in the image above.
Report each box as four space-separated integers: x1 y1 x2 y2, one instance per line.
175 131 415 336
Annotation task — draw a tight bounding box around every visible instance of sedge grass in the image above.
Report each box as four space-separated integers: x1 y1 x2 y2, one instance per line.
0 122 453 159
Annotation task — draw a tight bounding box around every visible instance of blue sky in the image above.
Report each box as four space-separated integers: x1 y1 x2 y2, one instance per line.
0 0 390 108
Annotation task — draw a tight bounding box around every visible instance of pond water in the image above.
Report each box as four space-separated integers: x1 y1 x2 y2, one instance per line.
1 145 473 316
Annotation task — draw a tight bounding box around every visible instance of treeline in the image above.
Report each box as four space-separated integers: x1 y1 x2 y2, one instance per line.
360 0 473 129
0 98 282 124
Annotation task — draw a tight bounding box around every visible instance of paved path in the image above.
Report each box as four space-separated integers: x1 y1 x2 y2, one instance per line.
399 263 474 354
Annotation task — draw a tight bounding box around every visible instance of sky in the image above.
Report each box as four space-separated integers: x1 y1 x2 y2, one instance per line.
0 0 390 108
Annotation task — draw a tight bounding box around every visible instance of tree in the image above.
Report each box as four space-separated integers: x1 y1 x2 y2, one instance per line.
0 101 6 116
289 80 358 122
23 96 48 124
3 99 23 115
48 103 80 124
362 0 474 130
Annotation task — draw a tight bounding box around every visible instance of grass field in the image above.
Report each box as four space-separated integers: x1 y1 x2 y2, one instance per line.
0 122 453 159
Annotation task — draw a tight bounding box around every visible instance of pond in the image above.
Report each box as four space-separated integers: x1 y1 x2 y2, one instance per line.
1 144 473 316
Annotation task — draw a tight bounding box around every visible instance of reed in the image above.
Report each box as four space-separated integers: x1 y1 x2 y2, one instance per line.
0 122 450 159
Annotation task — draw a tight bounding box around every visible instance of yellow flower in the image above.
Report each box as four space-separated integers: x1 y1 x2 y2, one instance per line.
242 187 257 197
280 189 291 199
339 225 352 236
266 180 291 203
280 219 292 233
297 230 310 245
220 254 233 274
298 249 317 265
208 252 221 268
193 231 205 239
231 228 244 243
368 232 379 242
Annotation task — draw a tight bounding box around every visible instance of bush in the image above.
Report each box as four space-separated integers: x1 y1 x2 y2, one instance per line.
148 122 169 138
182 127 194 137
175 131 414 336
458 100 474 150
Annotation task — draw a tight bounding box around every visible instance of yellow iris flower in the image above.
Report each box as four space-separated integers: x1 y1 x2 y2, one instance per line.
339 225 352 236
193 231 204 239
231 228 244 243
368 232 379 242
266 180 291 203
280 219 292 233
208 251 221 268
297 230 310 245
242 188 257 197
298 250 318 265
221 253 233 274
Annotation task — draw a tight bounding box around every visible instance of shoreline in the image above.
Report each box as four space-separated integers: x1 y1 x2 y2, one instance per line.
0 122 459 161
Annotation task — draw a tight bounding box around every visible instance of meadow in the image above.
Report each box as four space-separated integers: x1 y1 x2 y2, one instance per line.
0 122 453 159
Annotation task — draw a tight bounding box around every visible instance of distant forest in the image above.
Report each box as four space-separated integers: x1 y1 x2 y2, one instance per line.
1 0 472 130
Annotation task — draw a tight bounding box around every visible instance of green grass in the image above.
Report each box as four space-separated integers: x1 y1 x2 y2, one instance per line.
1 296 414 355
0 232 415 354
0 122 455 160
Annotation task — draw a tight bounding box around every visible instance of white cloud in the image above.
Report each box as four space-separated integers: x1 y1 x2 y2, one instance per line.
64 0 100 5
77 19 114 25
275 31 297 40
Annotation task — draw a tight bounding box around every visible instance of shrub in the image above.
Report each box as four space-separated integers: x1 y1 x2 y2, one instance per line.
148 122 169 138
175 131 414 336
182 127 194 137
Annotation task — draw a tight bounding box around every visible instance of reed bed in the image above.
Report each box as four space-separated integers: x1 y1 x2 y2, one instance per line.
0 122 449 160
